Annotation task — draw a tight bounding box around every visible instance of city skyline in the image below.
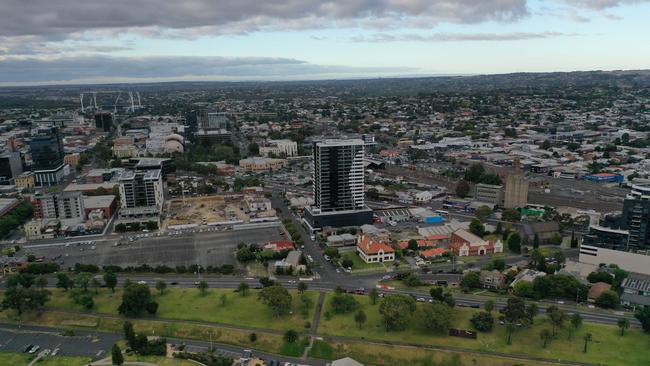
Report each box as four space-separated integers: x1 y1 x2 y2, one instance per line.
1 0 650 85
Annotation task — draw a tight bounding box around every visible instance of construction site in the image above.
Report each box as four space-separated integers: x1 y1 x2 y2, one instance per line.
163 194 277 230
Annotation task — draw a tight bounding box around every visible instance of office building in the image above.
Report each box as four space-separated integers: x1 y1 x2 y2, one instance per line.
118 169 164 222
0 152 22 185
94 111 113 132
304 139 373 230
33 191 85 223
205 112 229 130
474 183 503 205
260 139 298 157
30 126 68 186
504 158 529 209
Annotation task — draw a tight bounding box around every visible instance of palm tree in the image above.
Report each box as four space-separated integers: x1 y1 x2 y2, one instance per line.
238 282 250 297
197 280 208 296
155 280 167 295
297 282 307 294
569 313 582 340
617 318 630 336
583 333 593 353
540 329 553 348
505 322 516 345
354 310 367 329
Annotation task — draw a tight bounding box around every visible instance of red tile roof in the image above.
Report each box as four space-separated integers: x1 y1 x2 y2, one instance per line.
358 235 394 255
420 248 446 258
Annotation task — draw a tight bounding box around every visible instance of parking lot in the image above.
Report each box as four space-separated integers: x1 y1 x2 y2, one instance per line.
27 226 285 268
0 323 119 360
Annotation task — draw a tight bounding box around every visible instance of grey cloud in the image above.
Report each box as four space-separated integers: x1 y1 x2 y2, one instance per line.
351 32 575 43
561 0 649 9
0 0 528 37
0 55 417 84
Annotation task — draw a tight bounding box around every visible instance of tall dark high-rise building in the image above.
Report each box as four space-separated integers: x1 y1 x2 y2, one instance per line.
94 111 113 132
0 152 23 185
305 139 372 230
30 125 68 186
30 126 64 170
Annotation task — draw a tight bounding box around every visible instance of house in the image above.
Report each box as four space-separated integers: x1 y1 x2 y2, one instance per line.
516 221 560 244
510 269 546 288
420 248 447 260
356 234 395 263
588 282 612 302
449 229 503 257
326 233 357 247
262 240 294 252
620 273 650 308
395 238 434 250
330 357 364 366
480 270 506 289
273 250 305 273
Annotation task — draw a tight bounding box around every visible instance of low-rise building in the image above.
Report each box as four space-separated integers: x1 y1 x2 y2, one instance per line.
15 172 35 189
260 139 298 157
620 273 650 309
449 229 503 257
64 153 80 167
326 233 357 247
480 270 506 289
238 157 288 172
474 183 503 205
356 234 395 263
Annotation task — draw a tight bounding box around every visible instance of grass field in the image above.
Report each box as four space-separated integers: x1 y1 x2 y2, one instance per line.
44 288 318 331
125 354 199 366
309 338 568 366
341 252 384 271
317 293 650 366
0 310 290 357
0 352 90 366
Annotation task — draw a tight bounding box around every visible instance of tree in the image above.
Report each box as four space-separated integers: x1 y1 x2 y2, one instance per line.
36 276 48 289
354 309 367 329
112 344 124 365
407 239 419 251
507 232 522 253
330 292 359 314
220 293 228 306
249 333 257 342
296 281 308 294
475 205 492 222
540 329 553 348
546 305 566 336
430 287 444 302
238 282 250 296
78 294 94 310
258 285 293 317
104 272 118 293
495 222 503 235
569 313 582 339
323 247 340 259
484 300 495 314
379 294 416 331
91 277 101 294
583 333 593 353
470 311 494 332
369 288 379 305
248 142 260 156
283 329 298 343
460 271 481 291
56 273 73 291
541 140 552 150
617 318 630 336
469 218 485 237
526 304 539 324
636 307 650 333
341 258 354 269
196 280 208 296
118 283 157 317
595 290 619 309
465 163 486 183
502 208 521 222
1 287 49 315
236 247 255 262
75 272 93 292
422 303 454 333
533 233 540 249
513 281 534 298
155 280 167 295
505 322 516 345
123 321 136 347
455 180 470 198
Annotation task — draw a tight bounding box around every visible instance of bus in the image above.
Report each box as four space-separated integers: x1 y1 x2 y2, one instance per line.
435 210 449 217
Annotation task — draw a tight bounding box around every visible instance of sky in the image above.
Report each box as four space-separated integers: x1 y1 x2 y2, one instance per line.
0 0 649 85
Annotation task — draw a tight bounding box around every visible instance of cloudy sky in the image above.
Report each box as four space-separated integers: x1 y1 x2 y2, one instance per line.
0 0 649 85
